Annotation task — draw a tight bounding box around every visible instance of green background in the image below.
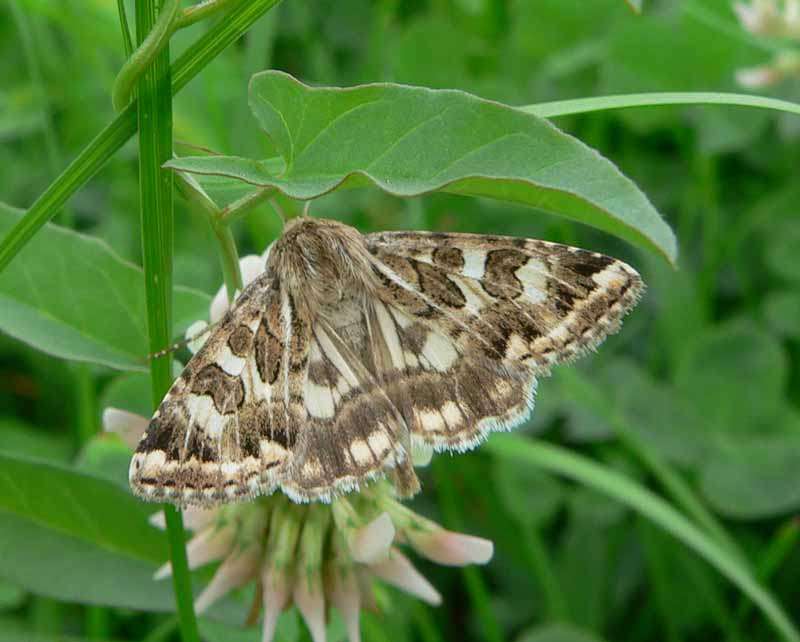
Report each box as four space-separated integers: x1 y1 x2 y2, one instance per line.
1 1 799 641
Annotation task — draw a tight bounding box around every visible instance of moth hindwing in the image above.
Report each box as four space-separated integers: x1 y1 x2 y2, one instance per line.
130 217 644 506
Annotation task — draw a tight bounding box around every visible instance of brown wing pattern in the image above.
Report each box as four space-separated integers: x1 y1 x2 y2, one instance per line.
129 272 308 506
364 231 643 451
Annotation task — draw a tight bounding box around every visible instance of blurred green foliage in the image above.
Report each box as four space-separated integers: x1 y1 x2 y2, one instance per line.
1 1 799 641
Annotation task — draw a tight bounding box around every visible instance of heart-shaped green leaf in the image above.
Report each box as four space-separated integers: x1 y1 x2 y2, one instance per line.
166 71 677 263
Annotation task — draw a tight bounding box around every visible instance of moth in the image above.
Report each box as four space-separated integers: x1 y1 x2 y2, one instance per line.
130 217 644 506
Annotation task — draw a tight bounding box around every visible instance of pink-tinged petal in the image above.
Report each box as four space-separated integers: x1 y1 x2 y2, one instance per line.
147 506 219 532
261 566 291 642
102 408 148 449
369 549 441 606
154 525 235 580
194 547 260 614
350 513 394 564
293 574 326 642
407 529 493 567
329 569 361 642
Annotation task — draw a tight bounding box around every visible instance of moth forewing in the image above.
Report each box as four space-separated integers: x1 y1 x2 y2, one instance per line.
130 217 643 508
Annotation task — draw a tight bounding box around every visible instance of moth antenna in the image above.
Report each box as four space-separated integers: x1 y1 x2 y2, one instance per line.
147 321 216 360
302 200 312 217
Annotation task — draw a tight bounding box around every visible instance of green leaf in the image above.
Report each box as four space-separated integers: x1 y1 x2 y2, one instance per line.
0 452 172 610
675 320 787 436
199 615 305 642
700 427 800 519
0 616 115 642
166 71 677 264
0 451 246 616
0 581 24 611
0 452 165 563
0 205 210 372
0 511 173 611
76 436 135 488
0 419 71 463
598 359 708 467
486 435 800 642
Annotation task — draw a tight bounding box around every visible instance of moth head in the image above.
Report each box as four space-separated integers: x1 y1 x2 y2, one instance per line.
270 217 375 304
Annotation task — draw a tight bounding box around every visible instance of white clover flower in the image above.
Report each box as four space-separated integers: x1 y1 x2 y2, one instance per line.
733 0 800 38
735 49 800 87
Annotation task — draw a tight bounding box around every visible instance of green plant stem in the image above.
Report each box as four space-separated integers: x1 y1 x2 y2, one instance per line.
113 0 182 112
213 223 244 299
30 597 63 634
135 0 198 640
413 603 445 642
433 460 504 642
85 606 111 640
735 519 800 626
523 92 800 118
116 0 135 57
220 186 275 223
177 0 244 29
174 171 244 297
639 520 682 642
0 0 282 275
113 0 247 112
486 435 800 642
142 616 179 642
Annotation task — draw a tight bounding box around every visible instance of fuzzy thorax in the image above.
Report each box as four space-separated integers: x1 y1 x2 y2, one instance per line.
269 217 376 310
